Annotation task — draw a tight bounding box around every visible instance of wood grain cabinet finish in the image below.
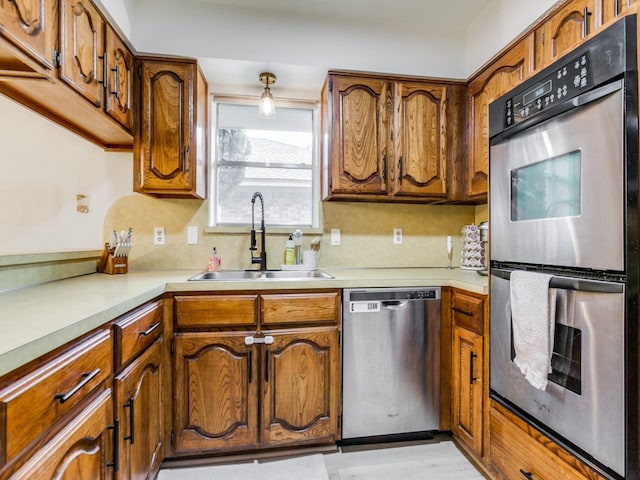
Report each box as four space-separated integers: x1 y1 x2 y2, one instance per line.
9 388 115 480
59 0 105 107
0 0 57 71
174 331 259 453
104 24 133 130
0 0 133 148
490 402 606 480
534 0 596 70
450 289 487 459
172 290 341 456
0 329 112 475
321 72 463 203
114 338 163 480
261 327 340 447
135 56 208 198
175 294 258 328
602 0 638 24
114 299 163 369
467 41 528 201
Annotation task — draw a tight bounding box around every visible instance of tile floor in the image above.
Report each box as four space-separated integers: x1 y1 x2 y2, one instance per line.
324 435 488 479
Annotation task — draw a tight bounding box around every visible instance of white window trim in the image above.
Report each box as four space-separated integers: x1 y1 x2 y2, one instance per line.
206 94 321 231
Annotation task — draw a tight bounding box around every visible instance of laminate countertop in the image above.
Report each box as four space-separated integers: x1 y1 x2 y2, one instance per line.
0 267 488 378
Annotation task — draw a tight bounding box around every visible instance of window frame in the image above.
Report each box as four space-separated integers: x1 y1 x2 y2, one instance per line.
208 95 321 229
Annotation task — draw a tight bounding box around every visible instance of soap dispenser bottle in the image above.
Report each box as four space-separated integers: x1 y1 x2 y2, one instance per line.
207 246 221 272
284 235 295 265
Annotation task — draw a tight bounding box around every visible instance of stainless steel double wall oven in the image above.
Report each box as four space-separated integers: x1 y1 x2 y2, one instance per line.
488 15 639 480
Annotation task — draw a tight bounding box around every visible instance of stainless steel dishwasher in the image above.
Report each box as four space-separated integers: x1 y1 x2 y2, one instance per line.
341 287 441 441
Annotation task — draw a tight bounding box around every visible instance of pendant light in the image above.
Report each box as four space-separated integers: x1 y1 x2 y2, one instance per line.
258 72 276 119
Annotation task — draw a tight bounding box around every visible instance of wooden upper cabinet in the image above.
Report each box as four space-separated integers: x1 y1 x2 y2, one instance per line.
393 81 447 198
135 56 208 198
602 0 638 25
104 24 132 130
536 0 596 68
326 75 391 197
467 41 528 200
0 0 57 71
322 72 462 203
59 0 105 107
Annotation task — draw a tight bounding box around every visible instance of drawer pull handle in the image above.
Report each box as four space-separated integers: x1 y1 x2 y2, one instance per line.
520 469 534 479
140 322 160 336
124 397 135 444
54 368 101 403
453 307 473 317
107 418 119 472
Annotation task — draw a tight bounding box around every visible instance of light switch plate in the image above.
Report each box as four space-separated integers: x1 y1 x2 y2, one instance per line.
187 226 198 245
331 228 341 246
154 226 165 246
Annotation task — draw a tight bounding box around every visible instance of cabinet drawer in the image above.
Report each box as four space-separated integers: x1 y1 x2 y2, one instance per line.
261 291 340 326
114 300 163 368
490 405 602 480
452 291 483 334
175 295 258 327
0 329 112 469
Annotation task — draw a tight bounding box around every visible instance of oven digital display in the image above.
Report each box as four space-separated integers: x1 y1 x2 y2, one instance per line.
511 150 582 221
522 80 553 106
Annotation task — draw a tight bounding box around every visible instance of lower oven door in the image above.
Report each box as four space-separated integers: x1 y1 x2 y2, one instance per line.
490 268 625 476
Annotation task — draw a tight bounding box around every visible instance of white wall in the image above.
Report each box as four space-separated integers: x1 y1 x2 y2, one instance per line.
465 0 559 76
0 96 132 255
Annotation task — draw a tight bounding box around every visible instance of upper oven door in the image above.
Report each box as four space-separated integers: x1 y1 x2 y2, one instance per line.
489 85 624 271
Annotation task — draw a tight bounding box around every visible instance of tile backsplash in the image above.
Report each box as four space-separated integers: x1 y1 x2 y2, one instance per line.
104 195 483 271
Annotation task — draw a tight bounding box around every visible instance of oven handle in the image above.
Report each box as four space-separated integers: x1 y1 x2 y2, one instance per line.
490 79 622 144
491 268 623 293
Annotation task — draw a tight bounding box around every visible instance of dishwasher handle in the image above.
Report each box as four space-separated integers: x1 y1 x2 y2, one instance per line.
381 300 408 309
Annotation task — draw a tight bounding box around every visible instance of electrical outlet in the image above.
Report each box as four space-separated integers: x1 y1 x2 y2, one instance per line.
331 228 341 246
187 226 198 245
394 228 403 245
154 226 166 245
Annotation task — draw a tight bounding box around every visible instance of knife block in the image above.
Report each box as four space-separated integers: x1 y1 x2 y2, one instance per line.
97 244 128 274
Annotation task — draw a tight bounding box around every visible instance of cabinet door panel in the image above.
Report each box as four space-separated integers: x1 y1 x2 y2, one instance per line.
174 332 258 453
104 25 132 130
330 76 391 195
452 326 483 455
602 0 638 24
59 0 104 106
468 42 527 199
115 339 163 480
136 60 196 194
540 0 596 67
261 327 339 446
0 0 56 69
11 389 114 480
394 82 447 197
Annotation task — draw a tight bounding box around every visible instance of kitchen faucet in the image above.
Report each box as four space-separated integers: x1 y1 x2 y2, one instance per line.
250 192 267 271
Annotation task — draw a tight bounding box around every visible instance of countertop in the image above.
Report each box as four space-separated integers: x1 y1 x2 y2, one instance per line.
0 267 488 378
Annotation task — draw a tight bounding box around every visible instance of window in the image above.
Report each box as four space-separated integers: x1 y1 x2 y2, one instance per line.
209 99 319 227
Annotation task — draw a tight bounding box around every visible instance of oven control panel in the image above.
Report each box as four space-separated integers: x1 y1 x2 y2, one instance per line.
505 52 592 127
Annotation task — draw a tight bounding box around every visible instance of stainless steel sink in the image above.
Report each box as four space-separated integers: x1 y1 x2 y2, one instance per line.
188 269 333 281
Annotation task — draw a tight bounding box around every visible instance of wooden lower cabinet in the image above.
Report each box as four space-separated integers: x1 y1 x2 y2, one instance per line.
114 338 164 480
173 331 259 453
261 327 340 446
10 388 115 480
490 402 606 480
450 289 487 459
452 325 483 455
173 326 340 455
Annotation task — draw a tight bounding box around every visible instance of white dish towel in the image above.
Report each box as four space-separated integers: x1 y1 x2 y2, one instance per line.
510 270 557 390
